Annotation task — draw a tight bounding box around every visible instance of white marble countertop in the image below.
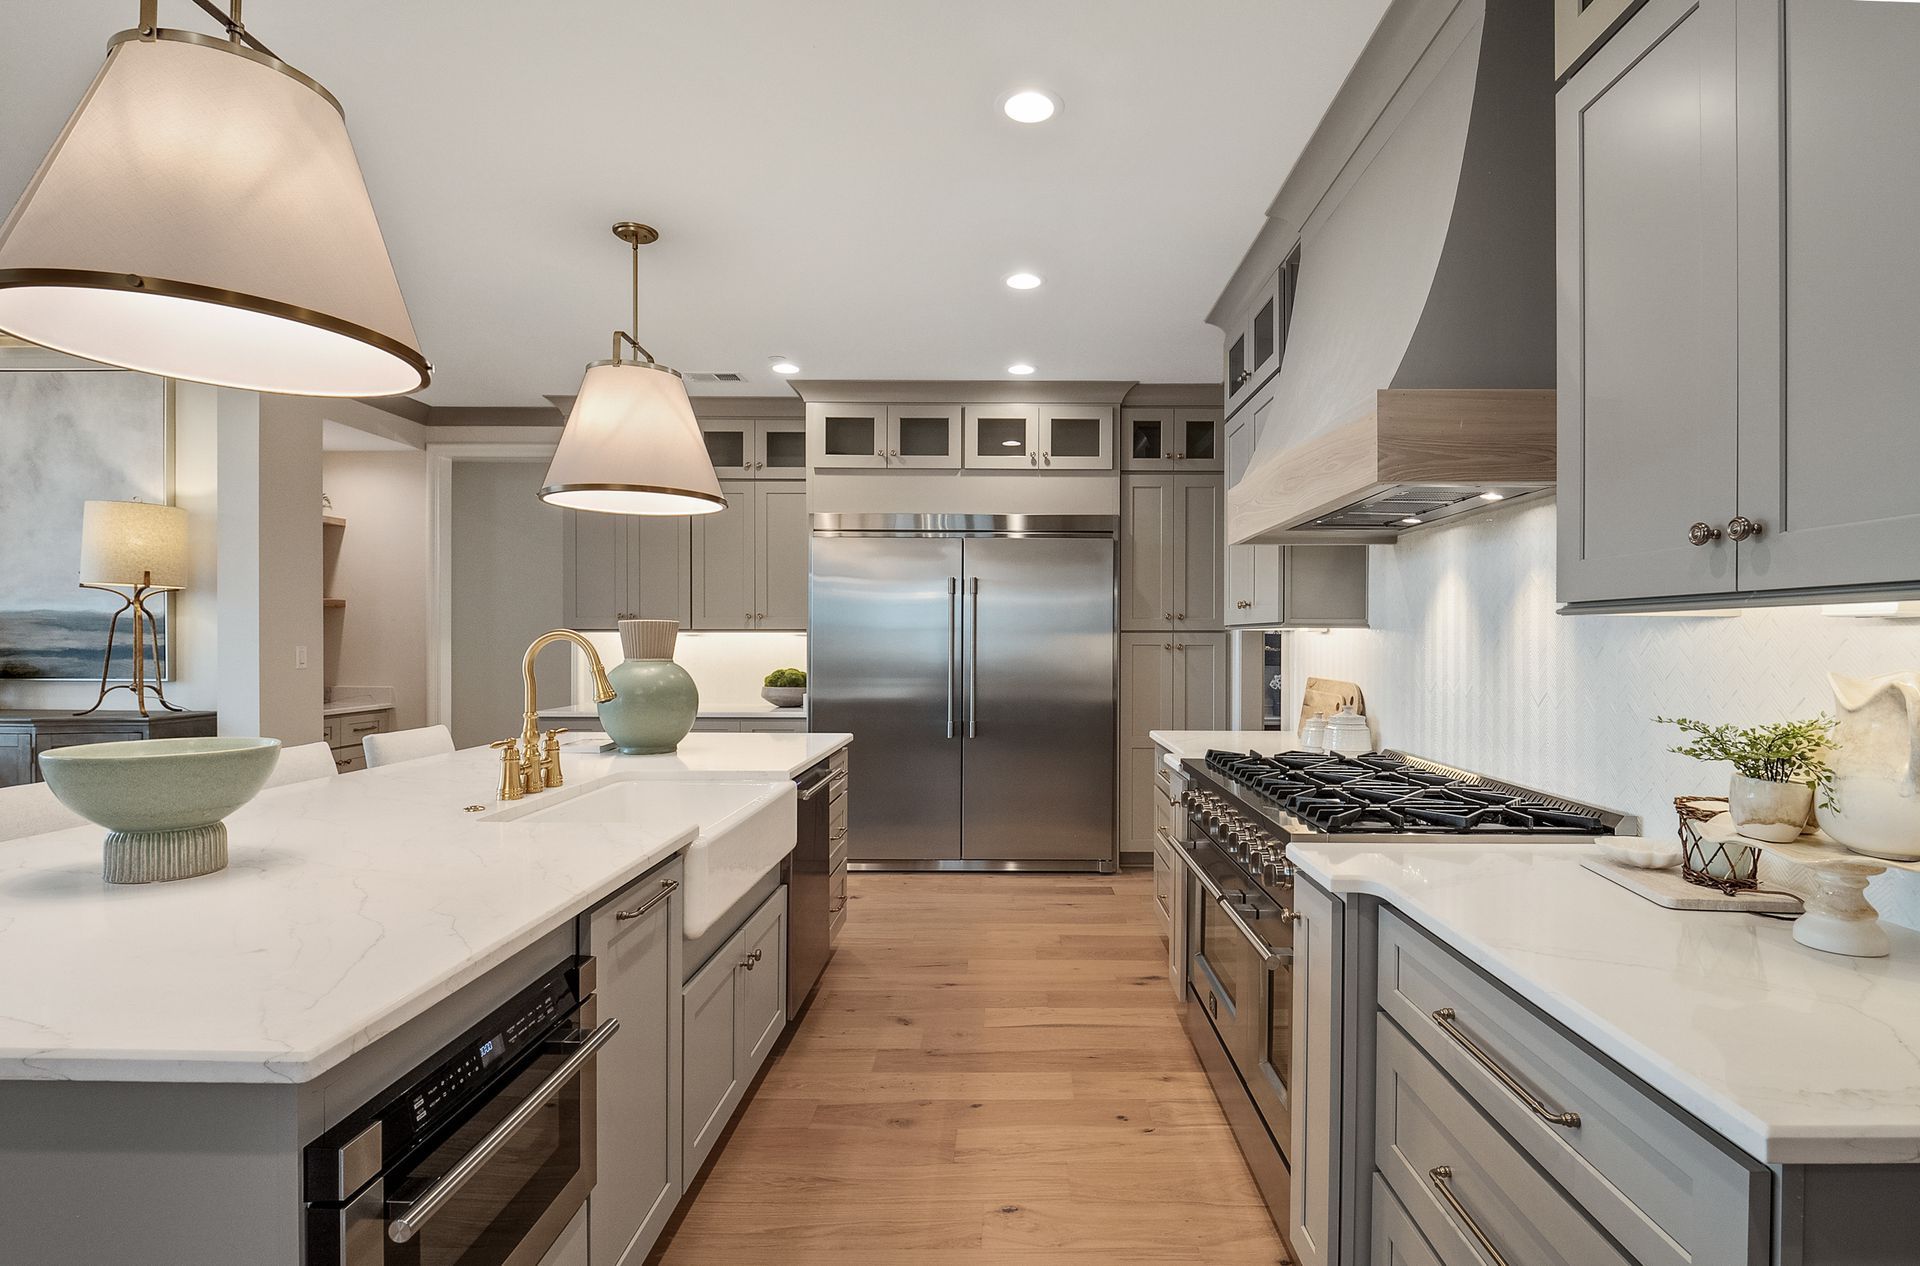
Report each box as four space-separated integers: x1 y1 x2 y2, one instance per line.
1149 729 1299 766
1290 840 1920 1165
542 702 808 721
0 731 850 1085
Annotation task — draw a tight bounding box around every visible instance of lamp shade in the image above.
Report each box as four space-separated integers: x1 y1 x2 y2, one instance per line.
0 30 428 397
540 361 727 515
79 500 188 589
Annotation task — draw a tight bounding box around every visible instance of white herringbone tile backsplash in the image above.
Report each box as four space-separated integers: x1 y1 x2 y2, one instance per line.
1288 494 1920 929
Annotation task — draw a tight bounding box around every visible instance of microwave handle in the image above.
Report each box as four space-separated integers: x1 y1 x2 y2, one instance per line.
388 1017 620 1244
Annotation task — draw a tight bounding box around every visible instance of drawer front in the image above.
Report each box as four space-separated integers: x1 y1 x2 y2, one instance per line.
829 793 848 840
340 712 387 740
1153 754 1178 801
1378 909 1765 1266
323 717 344 748
1150 843 1172 926
1376 1016 1633 1266
828 831 848 877
333 747 367 774
1371 1173 1444 1266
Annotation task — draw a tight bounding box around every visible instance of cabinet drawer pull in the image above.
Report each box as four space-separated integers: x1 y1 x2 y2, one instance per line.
1428 1167 1511 1266
1431 1007 1580 1128
615 878 678 922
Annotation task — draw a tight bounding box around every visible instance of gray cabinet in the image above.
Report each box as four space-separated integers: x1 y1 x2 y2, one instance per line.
1289 875 1338 1266
963 404 1042 470
1227 545 1369 629
1556 0 1739 605
1036 405 1114 470
564 509 691 629
682 886 786 1180
0 710 218 788
1122 407 1222 472
1369 1174 1442 1266
1558 0 1920 608
756 482 809 629
692 482 807 630
1118 633 1226 860
806 403 889 469
1121 472 1224 633
1225 265 1285 419
700 418 806 480
884 405 963 469
582 863 683 1266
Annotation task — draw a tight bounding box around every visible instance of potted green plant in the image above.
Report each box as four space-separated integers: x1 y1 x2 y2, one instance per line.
762 667 806 709
1657 714 1837 843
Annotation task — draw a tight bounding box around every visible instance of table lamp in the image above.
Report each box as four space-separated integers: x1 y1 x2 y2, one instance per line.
74 499 186 717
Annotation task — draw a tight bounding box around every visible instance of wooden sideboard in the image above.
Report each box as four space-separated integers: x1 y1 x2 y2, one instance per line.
0 710 218 788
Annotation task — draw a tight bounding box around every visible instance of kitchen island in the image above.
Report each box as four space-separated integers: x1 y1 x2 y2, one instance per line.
0 730 850 1265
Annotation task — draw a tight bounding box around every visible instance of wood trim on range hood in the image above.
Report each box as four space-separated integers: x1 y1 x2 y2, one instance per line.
1225 389 1555 544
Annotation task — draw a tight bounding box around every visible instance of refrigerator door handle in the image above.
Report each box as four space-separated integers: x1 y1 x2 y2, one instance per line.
967 576 980 738
946 577 958 739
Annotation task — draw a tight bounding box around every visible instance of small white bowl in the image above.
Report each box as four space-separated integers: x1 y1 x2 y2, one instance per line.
1596 838 1682 870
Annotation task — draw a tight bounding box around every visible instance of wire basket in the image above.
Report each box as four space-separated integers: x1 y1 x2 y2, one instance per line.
1675 795 1760 893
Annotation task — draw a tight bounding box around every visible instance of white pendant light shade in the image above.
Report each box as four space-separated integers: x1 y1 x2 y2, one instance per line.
541 361 727 515
0 30 429 397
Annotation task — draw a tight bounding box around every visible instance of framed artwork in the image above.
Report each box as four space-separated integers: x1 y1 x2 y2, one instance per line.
0 369 173 681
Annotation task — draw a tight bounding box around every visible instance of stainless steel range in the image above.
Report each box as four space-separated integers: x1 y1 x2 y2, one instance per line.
1171 747 1635 1249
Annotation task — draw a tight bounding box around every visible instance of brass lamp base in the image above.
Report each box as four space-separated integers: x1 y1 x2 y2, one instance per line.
73 580 183 718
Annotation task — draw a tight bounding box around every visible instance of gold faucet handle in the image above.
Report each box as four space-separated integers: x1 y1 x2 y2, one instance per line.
541 728 569 789
490 738 526 801
544 727 569 752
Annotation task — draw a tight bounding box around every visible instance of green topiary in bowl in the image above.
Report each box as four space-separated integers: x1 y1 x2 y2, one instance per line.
762 667 807 708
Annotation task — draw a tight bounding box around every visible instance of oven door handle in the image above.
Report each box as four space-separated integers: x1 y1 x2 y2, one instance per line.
387 1017 620 1245
1173 844 1290 968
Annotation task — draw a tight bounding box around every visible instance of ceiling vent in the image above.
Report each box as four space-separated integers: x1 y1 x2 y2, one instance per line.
685 371 744 383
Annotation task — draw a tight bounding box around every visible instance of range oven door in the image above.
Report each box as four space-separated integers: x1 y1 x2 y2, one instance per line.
1181 842 1295 1153
317 1011 614 1266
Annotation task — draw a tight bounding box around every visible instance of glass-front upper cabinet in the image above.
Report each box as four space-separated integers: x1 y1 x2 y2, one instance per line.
756 419 806 478
1038 406 1114 470
962 405 1040 470
805 404 888 469
698 419 755 479
700 419 805 478
884 405 962 469
1123 407 1221 471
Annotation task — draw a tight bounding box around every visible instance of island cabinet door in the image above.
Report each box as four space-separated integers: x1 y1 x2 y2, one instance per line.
584 864 683 1266
734 894 787 1071
681 934 744 1176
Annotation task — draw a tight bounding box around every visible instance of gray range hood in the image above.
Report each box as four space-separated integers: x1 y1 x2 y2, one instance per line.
1218 0 1556 545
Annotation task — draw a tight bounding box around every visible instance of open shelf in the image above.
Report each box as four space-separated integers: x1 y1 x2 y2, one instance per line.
323 598 346 609
322 515 346 529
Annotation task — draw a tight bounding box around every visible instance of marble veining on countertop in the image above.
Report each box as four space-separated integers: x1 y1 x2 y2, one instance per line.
1289 840 1920 1165
0 731 850 1085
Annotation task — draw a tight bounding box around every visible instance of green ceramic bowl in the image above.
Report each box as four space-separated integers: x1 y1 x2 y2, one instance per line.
39 736 281 834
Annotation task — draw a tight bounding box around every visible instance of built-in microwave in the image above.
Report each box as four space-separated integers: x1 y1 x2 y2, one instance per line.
305 957 618 1266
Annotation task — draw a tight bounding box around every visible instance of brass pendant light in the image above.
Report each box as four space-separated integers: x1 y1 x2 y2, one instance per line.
540 223 726 517
0 0 430 396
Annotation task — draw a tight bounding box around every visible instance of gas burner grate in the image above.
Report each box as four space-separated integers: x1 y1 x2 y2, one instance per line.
1202 748 1615 836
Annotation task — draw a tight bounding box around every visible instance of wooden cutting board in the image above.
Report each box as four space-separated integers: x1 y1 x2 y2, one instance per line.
1299 677 1364 731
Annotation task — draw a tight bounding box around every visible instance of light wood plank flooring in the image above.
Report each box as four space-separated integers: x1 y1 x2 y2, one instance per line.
650 872 1290 1265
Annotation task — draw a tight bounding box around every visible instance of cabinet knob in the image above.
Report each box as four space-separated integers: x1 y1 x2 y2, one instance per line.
756 612 766 621
1042 452 1052 465
1234 370 1251 387
1726 515 1763 542
1235 600 1252 609
1687 522 1721 547
1176 612 1186 621
1029 452 1037 466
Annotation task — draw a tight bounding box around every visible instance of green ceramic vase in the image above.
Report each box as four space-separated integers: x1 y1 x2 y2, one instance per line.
598 619 698 754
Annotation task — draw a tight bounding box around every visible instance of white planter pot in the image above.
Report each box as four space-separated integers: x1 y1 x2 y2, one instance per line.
1728 773 1812 843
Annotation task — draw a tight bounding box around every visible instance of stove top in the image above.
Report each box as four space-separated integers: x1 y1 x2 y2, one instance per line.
1192 748 1636 841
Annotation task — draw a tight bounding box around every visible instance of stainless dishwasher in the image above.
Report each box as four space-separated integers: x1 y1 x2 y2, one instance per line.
785 758 842 1019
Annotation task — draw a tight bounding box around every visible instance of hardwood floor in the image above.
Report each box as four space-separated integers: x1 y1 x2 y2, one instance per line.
650 872 1291 1265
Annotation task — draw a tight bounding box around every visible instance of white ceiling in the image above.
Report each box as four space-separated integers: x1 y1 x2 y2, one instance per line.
1 1 1391 406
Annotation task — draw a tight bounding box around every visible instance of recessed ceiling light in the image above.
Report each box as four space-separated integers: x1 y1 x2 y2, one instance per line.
1399 516 1424 526
1005 272 1042 290
768 357 800 375
1478 490 1505 502
1007 363 1036 376
1001 90 1060 124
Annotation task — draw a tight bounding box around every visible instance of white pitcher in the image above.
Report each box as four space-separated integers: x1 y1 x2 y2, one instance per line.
1823 671 1920 861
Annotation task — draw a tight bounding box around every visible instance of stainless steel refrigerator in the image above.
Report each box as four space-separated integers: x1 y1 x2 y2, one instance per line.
809 514 1117 871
